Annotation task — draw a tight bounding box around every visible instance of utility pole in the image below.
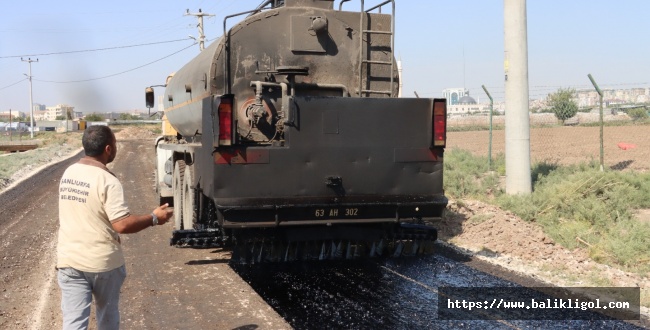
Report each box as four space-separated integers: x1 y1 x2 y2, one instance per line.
185 9 215 51
504 0 532 195
21 57 38 139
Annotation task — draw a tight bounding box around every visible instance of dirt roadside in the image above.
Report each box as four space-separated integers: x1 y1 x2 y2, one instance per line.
0 133 290 329
445 126 650 322
447 125 650 172
1 125 648 328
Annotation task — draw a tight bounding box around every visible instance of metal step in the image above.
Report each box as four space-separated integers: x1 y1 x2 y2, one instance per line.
362 30 392 35
362 60 393 65
360 89 392 95
358 0 395 98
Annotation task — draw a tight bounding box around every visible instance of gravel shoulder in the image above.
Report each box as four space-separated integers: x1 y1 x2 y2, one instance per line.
0 131 290 330
1 125 648 328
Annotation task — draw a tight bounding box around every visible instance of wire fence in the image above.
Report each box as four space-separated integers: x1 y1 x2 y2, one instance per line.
0 129 32 142
447 112 650 172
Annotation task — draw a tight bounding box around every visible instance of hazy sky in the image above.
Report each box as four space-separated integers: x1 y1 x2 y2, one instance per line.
1 0 648 113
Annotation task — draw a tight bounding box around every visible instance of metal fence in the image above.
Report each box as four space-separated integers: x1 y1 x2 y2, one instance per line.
446 112 649 172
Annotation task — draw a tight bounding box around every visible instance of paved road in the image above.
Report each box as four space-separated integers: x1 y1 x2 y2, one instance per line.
0 138 645 330
234 252 645 329
0 139 289 330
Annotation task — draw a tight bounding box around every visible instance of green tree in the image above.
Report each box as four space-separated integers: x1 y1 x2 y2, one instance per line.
627 108 649 121
119 113 142 120
55 115 66 120
548 88 578 124
85 113 105 121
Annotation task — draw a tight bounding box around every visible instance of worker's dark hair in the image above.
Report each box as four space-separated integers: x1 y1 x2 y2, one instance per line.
82 125 114 157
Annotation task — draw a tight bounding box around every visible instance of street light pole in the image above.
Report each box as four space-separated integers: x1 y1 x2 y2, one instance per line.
21 57 38 139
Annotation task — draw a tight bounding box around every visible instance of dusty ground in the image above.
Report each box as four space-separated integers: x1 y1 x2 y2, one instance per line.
113 125 159 141
447 124 650 172
445 124 650 316
0 131 289 330
1 124 648 327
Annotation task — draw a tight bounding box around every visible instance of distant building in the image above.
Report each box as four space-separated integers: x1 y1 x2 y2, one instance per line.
442 88 467 106
447 91 486 115
0 111 24 121
0 122 29 131
576 87 650 108
33 103 46 112
34 110 48 121
43 104 75 120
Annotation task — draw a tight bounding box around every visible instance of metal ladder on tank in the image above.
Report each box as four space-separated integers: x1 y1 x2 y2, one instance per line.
358 0 395 98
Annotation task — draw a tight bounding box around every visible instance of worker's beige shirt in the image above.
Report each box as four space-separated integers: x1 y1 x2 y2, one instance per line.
57 158 130 272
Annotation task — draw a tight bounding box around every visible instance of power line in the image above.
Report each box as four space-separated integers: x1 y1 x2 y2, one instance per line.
0 38 191 59
34 42 197 84
0 78 27 91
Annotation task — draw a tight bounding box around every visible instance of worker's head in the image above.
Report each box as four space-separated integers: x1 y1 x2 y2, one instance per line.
82 125 117 163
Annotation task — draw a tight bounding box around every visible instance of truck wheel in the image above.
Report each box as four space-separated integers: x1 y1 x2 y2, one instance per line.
182 164 197 230
172 160 186 230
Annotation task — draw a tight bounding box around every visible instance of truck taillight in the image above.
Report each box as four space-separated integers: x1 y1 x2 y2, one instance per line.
218 95 234 146
432 99 446 148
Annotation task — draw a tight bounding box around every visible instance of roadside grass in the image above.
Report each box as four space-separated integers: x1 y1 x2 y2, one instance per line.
448 124 505 132
0 131 83 185
445 148 650 275
578 117 650 127
0 124 160 187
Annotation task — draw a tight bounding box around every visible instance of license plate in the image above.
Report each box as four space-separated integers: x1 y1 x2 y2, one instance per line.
313 207 360 218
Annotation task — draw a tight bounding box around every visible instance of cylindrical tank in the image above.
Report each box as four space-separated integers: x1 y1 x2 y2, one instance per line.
163 0 399 141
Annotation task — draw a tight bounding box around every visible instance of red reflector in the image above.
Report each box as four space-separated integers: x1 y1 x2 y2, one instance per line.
433 99 446 147
218 96 233 146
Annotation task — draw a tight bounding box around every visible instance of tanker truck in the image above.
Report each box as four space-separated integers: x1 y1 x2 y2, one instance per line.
148 0 447 262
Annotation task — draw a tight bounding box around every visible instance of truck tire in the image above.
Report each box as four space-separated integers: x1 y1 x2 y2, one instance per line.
182 164 197 230
172 160 185 230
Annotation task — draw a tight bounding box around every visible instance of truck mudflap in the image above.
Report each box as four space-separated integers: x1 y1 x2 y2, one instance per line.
170 229 224 248
170 222 438 264
229 222 438 264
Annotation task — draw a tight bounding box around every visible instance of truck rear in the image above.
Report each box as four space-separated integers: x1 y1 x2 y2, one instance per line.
150 0 447 262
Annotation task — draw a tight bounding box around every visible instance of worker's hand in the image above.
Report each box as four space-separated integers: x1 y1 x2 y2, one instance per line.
153 203 173 225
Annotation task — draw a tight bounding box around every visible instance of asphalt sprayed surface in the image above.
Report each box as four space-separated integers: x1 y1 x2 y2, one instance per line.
233 246 643 329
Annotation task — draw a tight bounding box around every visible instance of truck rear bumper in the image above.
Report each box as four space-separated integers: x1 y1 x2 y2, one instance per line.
217 195 448 228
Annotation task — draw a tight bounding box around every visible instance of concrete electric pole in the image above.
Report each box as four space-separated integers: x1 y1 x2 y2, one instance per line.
504 0 532 195
21 57 38 139
185 9 215 51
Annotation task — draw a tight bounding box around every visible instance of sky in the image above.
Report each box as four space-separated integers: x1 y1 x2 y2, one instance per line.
1 0 649 114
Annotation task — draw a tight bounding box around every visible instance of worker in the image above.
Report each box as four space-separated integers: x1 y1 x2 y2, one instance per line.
56 125 173 330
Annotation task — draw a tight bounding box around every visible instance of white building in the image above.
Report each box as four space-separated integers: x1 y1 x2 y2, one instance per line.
43 104 75 120
442 88 468 106
446 91 487 115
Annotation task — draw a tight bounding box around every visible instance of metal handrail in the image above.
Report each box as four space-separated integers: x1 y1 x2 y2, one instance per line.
223 8 270 94
358 0 396 97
